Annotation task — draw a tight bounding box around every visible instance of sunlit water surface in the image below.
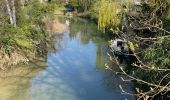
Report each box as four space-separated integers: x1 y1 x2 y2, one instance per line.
0 18 135 100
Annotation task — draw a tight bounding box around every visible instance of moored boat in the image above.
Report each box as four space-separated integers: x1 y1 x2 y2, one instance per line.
109 39 129 56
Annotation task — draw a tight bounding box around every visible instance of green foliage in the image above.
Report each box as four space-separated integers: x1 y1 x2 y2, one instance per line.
147 0 170 18
0 24 32 50
142 0 170 68
89 0 100 19
68 0 80 8
0 25 19 52
98 0 134 32
14 38 33 49
148 0 170 11
29 1 53 20
98 0 121 32
68 0 95 12
0 0 54 53
96 0 170 98
164 7 170 31
28 27 48 42
143 37 170 68
17 0 54 26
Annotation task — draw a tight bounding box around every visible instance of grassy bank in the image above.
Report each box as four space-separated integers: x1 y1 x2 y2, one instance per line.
0 0 61 69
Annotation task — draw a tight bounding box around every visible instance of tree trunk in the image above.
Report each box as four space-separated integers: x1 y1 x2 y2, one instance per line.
5 0 16 27
82 0 88 13
11 0 16 26
84 0 87 13
5 0 14 25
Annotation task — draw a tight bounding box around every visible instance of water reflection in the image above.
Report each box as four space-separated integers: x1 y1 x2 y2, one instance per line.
29 18 135 100
0 18 135 100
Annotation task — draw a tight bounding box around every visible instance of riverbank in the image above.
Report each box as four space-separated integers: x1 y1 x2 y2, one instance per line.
0 1 60 69
0 20 66 70
0 59 46 99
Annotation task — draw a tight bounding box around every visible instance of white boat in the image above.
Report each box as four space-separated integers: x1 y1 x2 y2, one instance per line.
109 39 129 55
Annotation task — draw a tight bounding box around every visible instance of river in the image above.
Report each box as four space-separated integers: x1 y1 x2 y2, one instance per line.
0 18 135 100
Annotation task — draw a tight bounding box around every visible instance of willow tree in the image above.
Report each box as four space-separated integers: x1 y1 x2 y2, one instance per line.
98 0 134 32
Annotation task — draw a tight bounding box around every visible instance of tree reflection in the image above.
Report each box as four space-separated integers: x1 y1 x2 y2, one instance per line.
69 18 107 45
26 18 135 100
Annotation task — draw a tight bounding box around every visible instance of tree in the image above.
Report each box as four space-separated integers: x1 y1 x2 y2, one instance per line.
99 0 170 99
68 0 94 13
5 0 16 26
98 0 134 32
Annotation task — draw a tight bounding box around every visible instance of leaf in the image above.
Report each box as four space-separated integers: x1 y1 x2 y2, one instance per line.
129 42 135 52
135 44 139 48
136 88 140 93
110 28 114 31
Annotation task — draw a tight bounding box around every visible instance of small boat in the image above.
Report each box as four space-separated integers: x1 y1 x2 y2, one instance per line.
109 39 129 56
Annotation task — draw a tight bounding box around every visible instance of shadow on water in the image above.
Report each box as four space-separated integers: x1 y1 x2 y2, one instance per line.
28 18 135 100
0 17 136 100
